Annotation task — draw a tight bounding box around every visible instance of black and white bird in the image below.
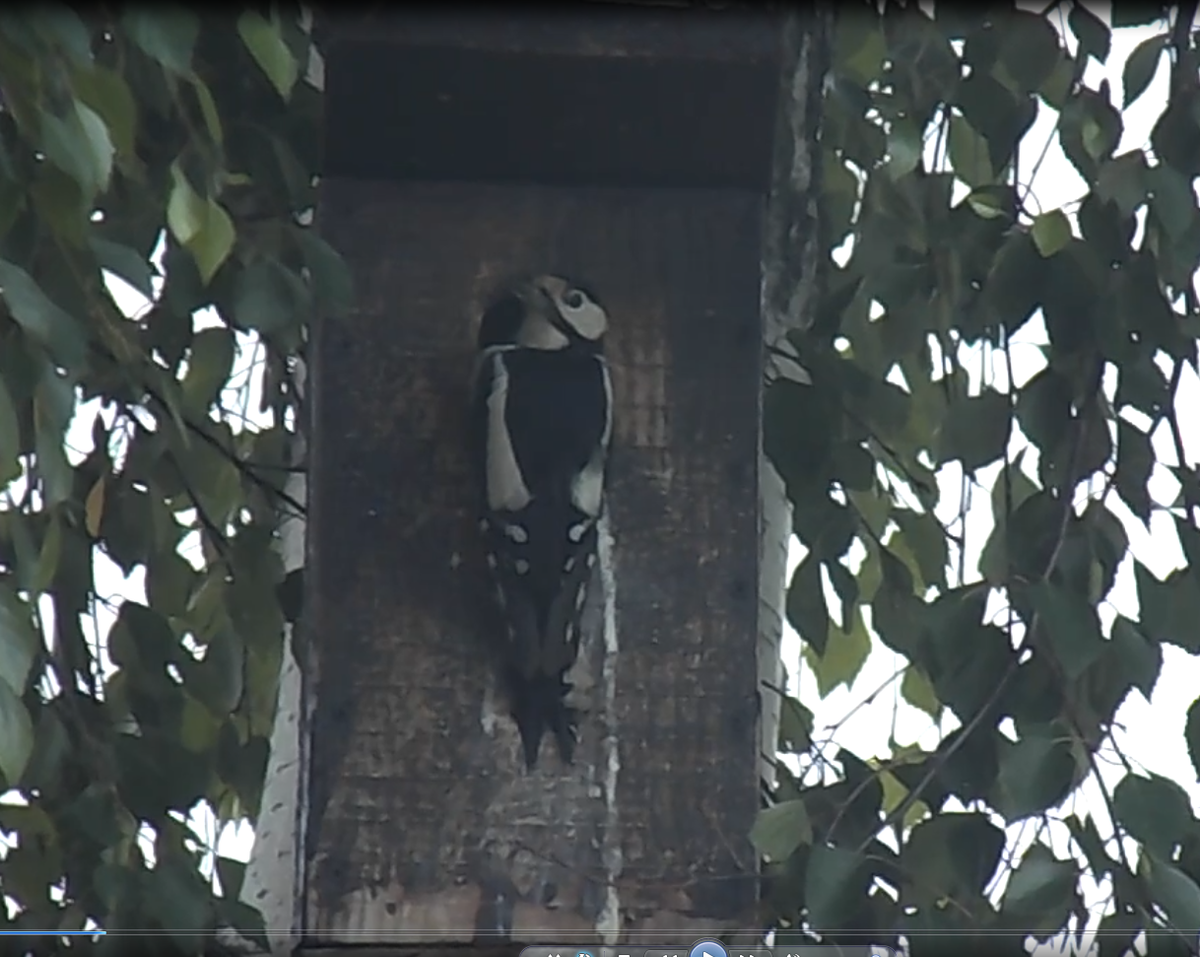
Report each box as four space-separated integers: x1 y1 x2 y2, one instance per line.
470 274 613 769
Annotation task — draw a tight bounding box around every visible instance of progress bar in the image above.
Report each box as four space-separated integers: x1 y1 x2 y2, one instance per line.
520 945 895 957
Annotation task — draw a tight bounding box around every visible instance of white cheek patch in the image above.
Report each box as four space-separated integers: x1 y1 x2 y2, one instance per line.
514 559 530 575
569 304 607 341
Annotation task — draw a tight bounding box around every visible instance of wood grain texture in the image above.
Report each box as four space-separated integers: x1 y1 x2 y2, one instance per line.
304 181 762 946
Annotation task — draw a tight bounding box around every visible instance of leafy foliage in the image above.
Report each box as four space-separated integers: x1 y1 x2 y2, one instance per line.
0 7 348 953
762 1 1200 951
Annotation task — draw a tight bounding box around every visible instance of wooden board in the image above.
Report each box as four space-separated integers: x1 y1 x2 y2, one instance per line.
304 181 763 946
322 10 781 190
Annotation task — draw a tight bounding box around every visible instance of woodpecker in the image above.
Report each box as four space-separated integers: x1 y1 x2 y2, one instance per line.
470 275 613 769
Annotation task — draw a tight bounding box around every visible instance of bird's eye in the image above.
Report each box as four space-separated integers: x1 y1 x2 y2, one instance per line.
563 289 586 309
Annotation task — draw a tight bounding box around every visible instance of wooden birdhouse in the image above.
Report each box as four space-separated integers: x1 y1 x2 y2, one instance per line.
296 6 802 952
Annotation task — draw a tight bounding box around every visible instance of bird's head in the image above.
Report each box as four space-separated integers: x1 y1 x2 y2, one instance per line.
477 275 607 352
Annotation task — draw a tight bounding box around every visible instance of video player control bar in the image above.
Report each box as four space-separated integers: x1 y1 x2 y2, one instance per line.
521 945 895 957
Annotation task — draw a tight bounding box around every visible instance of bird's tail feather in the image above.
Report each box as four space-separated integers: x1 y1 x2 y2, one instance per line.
510 673 578 770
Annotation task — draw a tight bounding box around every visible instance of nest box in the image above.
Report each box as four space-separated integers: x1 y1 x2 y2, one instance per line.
302 6 789 951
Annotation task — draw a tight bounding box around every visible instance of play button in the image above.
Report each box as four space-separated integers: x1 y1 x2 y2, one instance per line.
689 940 727 957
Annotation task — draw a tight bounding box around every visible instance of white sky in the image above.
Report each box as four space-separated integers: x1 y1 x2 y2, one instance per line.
2 6 1196 952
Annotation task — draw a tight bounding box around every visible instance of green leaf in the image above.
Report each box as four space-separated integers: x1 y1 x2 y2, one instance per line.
1096 908 1142 957
1097 152 1150 219
879 765 929 832
1111 2 1166 27
956 72 1036 175
1114 419 1154 522
1151 95 1200 180
777 694 813 754
110 601 182 676
804 844 863 930
181 327 235 415
1147 163 1195 240
167 162 205 245
1061 89 1123 181
1122 34 1166 109
1017 368 1072 456
886 118 923 180
147 855 214 951
1066 813 1113 878
122 7 199 76
0 258 88 369
90 236 156 299
1000 844 1079 936
185 628 245 717
1068 3 1110 66
34 367 75 509
0 678 34 786
998 11 1064 94
787 555 828 654
190 198 235 284
167 164 236 284
1031 209 1073 257
892 509 947 591
276 566 305 624
40 99 114 201
217 898 269 952
233 258 305 334
1188 696 1200 784
806 605 871 698
1136 562 1200 654
835 16 886 86
937 389 1010 471
72 65 137 160
28 3 93 64
1113 773 1193 859
215 854 247 901
0 375 20 484
1107 616 1162 702
750 800 812 863
0 587 38 697
948 112 994 188
237 11 299 100
297 230 354 318
190 76 223 145
992 728 1077 820
1033 582 1104 679
901 665 941 720
901 813 1006 904
1144 854 1200 932
980 228 1046 332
